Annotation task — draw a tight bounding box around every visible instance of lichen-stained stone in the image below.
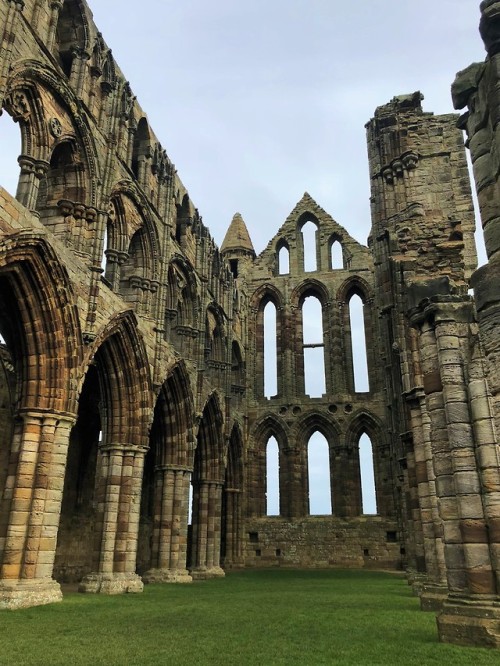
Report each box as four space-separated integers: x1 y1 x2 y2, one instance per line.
0 0 499 650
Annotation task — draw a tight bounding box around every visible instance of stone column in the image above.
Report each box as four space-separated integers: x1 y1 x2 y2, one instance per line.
283 446 308 518
46 1 63 53
0 410 75 609
0 1 25 107
15 157 48 211
143 465 192 583
406 390 447 609
79 444 144 595
190 480 225 580
222 488 244 568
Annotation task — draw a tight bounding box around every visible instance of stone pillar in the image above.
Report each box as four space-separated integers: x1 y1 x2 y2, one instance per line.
46 1 63 54
79 444 144 595
406 390 447 609
190 480 225 579
222 488 244 568
143 465 192 583
15 157 48 211
0 411 75 609
0 1 25 107
283 446 308 518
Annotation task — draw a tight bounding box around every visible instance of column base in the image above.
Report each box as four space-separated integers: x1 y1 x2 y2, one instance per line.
407 572 427 597
437 595 500 647
78 572 144 595
142 568 192 584
189 566 225 581
419 583 449 612
0 578 63 610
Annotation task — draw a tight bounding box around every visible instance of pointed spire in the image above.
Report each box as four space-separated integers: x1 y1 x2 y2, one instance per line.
221 212 255 255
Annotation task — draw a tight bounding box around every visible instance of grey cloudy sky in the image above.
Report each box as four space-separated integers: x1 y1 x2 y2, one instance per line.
87 0 486 253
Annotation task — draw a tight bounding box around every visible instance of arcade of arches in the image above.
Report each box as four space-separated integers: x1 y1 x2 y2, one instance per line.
0 0 500 649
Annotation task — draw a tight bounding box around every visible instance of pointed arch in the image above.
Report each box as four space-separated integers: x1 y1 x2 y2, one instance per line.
249 414 289 517
338 275 375 395
251 284 284 399
221 422 244 567
0 233 82 414
7 60 101 206
345 411 389 517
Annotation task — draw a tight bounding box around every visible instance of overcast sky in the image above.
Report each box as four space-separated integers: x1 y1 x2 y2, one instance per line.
87 0 486 254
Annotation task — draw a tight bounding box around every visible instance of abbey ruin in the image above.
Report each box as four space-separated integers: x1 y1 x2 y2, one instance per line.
0 0 500 648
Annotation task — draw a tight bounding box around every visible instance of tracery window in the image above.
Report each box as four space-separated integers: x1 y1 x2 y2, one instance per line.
302 295 325 397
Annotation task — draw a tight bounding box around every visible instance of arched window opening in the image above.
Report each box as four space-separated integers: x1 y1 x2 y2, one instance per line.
278 245 290 275
37 141 84 213
0 110 21 198
55 1 87 77
302 295 325 397
331 240 343 269
264 301 277 398
101 224 108 273
132 117 150 181
266 436 279 516
308 431 331 515
301 220 318 272
359 433 377 514
349 294 369 392
231 341 244 388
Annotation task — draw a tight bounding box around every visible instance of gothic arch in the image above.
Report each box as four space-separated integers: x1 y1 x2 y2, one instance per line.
291 279 331 308
7 60 101 204
0 233 81 414
85 310 153 447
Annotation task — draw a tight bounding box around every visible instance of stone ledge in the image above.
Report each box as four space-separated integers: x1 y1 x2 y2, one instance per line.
437 595 500 647
142 568 192 584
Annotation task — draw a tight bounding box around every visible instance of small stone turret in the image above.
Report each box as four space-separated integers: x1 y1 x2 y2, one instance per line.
221 212 256 279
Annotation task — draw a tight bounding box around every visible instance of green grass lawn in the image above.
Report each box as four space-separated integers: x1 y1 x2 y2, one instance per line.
1 569 498 665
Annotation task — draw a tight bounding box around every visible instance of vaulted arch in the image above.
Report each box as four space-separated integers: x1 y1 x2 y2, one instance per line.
138 362 195 582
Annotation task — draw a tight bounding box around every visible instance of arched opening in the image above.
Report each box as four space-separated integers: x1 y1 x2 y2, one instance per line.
55 0 88 77
301 220 318 272
0 110 22 198
330 239 343 269
221 426 244 568
302 295 325 397
307 431 331 515
349 293 369 392
264 301 277 398
278 245 290 275
138 367 192 582
231 341 245 390
54 365 100 583
359 433 377 515
0 315 16 552
132 117 150 181
189 396 225 578
266 436 280 516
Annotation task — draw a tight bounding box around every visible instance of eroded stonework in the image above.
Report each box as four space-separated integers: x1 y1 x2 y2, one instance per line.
0 0 499 649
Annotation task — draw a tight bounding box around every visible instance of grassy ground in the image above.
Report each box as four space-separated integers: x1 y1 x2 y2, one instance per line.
0 569 498 665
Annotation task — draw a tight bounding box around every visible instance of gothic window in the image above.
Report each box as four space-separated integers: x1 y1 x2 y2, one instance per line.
302 295 326 397
330 239 343 269
264 301 277 398
132 117 150 182
278 244 290 275
301 220 318 272
307 431 331 515
348 293 369 392
0 110 21 198
359 433 377 514
266 436 280 516
55 1 88 77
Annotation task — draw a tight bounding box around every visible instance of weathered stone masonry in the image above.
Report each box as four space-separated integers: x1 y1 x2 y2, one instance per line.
0 0 500 649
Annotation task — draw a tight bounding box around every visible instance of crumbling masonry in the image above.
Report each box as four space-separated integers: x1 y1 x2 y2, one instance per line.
0 0 500 648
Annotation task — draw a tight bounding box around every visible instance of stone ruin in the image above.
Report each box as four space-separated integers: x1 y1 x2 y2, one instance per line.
0 0 499 648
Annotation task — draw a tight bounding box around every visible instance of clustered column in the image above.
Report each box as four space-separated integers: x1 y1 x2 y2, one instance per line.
79 443 145 594
0 411 75 609
190 480 225 579
143 464 192 583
